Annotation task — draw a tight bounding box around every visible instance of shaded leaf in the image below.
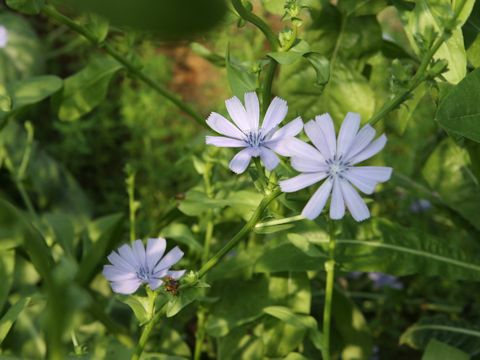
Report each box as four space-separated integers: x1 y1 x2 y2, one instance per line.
421 339 470 360
0 297 30 344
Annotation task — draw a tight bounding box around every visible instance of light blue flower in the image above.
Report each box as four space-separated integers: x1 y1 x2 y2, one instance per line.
205 92 303 174
279 112 392 221
0 26 8 48
103 238 185 294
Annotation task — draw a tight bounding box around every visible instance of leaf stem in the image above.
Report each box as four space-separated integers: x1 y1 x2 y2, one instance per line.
41 5 205 128
322 221 337 360
197 188 282 278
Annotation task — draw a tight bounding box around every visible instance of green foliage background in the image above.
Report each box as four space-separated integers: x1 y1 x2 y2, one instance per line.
0 0 480 359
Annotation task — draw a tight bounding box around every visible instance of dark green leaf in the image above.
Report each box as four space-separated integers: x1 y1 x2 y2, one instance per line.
6 0 44 15
76 213 124 286
166 286 204 318
401 315 480 356
436 68 480 143
8 75 62 110
0 297 30 344
226 50 257 99
422 339 470 360
422 138 480 230
303 53 330 85
0 250 15 314
58 57 122 121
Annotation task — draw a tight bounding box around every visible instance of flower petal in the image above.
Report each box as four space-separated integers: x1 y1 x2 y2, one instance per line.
260 147 280 171
337 112 361 158
110 278 142 295
206 112 245 139
167 270 186 280
280 172 328 192
146 238 167 271
344 171 377 194
206 136 246 148
148 278 164 290
273 138 324 160
226 96 250 131
301 178 333 220
349 134 387 165
244 92 260 129
108 251 136 272
305 118 333 160
267 116 303 142
261 97 288 134
290 157 328 173
154 246 184 272
132 240 147 268
345 124 376 161
329 178 345 219
229 148 253 174
315 113 336 159
118 243 140 269
340 180 370 222
348 166 392 183
103 265 137 281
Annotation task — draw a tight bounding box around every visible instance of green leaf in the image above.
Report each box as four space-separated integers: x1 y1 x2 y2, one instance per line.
84 13 109 43
76 213 124 286
422 339 470 360
0 85 11 112
401 315 480 356
0 200 55 285
254 242 327 273
160 223 202 254
289 218 480 280
0 13 45 84
332 289 373 360
303 53 330 85
268 40 311 65
422 138 480 230
5 0 44 15
337 0 388 15
58 57 122 121
166 286 204 318
403 0 467 84
0 250 15 314
226 50 256 99
119 295 151 325
7 75 62 110
263 306 324 353
206 275 269 336
278 61 375 123
0 297 30 344
436 68 480 142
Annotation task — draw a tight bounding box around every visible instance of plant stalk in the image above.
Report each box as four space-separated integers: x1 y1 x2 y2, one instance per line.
198 188 281 278
322 222 337 360
41 5 205 128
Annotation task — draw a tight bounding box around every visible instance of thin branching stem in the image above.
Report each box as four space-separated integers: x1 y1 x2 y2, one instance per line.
41 5 206 128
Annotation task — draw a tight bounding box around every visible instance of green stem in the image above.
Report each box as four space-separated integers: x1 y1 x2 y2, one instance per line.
231 0 279 50
194 309 207 360
262 60 278 113
131 302 165 360
255 214 305 229
322 222 337 360
254 157 268 191
41 5 205 128
198 188 281 278
126 167 138 243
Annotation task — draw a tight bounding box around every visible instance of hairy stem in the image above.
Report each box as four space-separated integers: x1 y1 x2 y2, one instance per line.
41 5 205 128
368 0 468 126
198 188 281 278
322 222 337 360
231 0 279 50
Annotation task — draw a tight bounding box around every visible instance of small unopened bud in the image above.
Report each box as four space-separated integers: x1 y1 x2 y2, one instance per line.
279 28 294 49
429 59 449 77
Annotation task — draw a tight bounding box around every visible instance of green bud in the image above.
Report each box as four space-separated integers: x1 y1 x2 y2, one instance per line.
181 270 199 285
429 59 449 78
278 28 294 49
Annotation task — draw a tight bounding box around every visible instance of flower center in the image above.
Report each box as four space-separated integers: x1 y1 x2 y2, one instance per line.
245 130 265 149
326 157 350 179
136 266 151 282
